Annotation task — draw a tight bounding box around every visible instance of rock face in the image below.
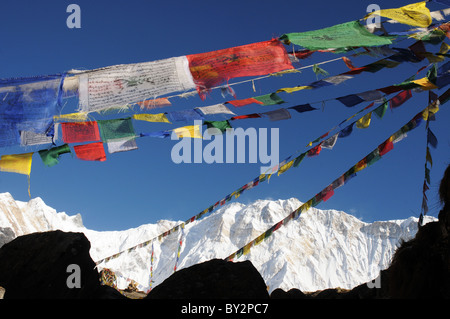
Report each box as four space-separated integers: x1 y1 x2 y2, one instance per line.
0 230 124 299
146 258 269 299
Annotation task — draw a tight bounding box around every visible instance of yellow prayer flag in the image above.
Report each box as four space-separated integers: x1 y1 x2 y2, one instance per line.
132 113 171 123
173 125 202 139
0 152 33 176
301 199 313 213
411 77 439 90
276 86 312 94
278 160 294 176
54 112 89 122
243 242 253 255
365 1 432 28
356 112 372 129
422 101 440 120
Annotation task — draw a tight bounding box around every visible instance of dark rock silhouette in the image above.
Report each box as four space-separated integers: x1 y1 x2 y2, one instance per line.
145 258 269 299
0 230 125 299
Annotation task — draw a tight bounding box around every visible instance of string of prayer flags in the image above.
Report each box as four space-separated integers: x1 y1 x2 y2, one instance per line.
0 152 33 176
97 118 136 142
186 39 293 98
94 87 450 267
195 103 236 116
280 20 393 51
365 1 432 28
62 121 101 144
225 99 442 262
132 113 171 123
73 142 106 161
78 56 196 113
38 144 71 167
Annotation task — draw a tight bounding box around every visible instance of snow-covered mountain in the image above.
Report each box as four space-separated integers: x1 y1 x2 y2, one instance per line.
0 192 435 293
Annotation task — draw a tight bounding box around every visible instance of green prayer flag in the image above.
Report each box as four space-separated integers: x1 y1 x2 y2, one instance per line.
280 20 393 50
204 120 232 134
374 100 388 119
252 93 285 105
98 118 136 142
38 144 71 167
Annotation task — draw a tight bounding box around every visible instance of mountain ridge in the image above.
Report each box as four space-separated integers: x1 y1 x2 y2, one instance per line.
0 192 435 293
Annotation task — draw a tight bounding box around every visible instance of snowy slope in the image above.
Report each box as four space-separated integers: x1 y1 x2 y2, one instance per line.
0 192 435 293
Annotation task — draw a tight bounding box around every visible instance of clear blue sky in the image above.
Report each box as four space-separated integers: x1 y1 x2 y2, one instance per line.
0 0 449 231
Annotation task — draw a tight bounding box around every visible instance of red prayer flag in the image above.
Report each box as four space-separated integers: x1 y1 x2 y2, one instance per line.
74 142 106 161
62 121 101 144
390 90 412 109
187 39 293 98
226 98 264 107
230 113 261 120
378 138 394 156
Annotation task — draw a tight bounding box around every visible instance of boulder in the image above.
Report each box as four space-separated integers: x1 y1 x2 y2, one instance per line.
0 230 125 299
146 258 269 299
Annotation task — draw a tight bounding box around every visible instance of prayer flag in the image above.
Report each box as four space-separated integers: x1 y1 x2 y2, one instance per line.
378 137 394 156
339 123 354 138
173 125 202 139
132 113 171 123
38 144 71 167
74 142 106 161
374 100 389 119
140 131 171 138
204 120 232 134
195 103 236 116
230 113 261 120
276 85 312 94
0 152 33 175
106 137 138 154
98 118 136 142
78 56 195 113
280 20 392 50
307 144 322 157
336 94 365 107
356 112 372 129
61 121 101 144
136 98 171 109
261 108 291 121
322 133 339 149
187 39 293 96
289 104 317 113
390 90 412 109
427 128 438 148
166 109 204 122
365 1 432 28
252 93 285 105
278 160 294 176
0 75 64 147
226 98 264 107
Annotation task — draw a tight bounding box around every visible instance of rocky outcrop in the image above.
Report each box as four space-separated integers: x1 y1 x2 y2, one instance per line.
146 258 269 299
0 230 124 299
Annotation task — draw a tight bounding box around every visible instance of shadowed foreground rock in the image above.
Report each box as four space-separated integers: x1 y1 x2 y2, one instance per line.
146 258 269 299
0 230 124 299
